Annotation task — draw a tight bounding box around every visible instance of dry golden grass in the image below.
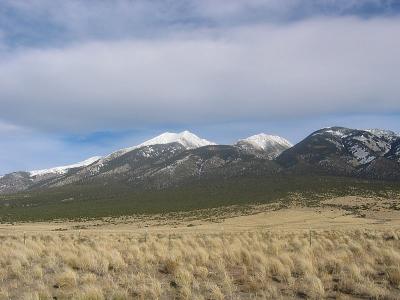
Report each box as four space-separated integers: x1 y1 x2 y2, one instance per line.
0 229 399 299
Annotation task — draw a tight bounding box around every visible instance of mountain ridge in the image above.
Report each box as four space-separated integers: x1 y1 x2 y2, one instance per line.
3 130 287 177
1 126 399 196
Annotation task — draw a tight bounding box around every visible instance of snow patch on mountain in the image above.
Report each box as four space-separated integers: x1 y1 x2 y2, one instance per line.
366 129 399 140
324 129 349 138
30 156 102 177
349 146 375 164
238 133 292 150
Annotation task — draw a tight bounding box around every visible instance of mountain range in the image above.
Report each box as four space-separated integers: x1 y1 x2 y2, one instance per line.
0 127 399 196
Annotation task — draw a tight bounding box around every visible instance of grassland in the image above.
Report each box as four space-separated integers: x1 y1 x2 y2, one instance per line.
1 176 399 299
1 228 400 299
0 195 399 299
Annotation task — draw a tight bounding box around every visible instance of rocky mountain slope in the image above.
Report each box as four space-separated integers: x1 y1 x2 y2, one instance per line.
277 127 400 179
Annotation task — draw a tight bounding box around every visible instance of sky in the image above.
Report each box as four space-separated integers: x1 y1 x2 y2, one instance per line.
0 0 400 174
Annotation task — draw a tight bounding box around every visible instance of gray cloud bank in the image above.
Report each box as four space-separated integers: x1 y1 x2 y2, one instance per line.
0 17 399 133
1 1 399 47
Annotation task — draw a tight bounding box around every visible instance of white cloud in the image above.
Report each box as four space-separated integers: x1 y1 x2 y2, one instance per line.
0 17 399 133
0 120 24 133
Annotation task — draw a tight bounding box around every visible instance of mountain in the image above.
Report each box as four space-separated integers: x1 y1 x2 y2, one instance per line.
0 130 289 193
1 127 400 221
235 133 292 159
1 127 399 197
386 139 400 162
126 144 280 189
0 131 225 193
42 132 283 190
0 172 32 194
277 127 400 179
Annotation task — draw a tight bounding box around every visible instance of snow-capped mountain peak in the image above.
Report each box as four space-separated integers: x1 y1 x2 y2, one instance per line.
98 131 215 164
30 156 102 177
238 133 293 150
137 130 216 150
235 133 293 159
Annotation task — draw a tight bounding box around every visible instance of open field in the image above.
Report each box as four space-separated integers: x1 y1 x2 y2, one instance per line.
0 196 400 299
1 195 400 233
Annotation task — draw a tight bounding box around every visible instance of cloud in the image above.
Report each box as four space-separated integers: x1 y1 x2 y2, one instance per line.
0 121 24 133
0 17 399 133
1 0 399 49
